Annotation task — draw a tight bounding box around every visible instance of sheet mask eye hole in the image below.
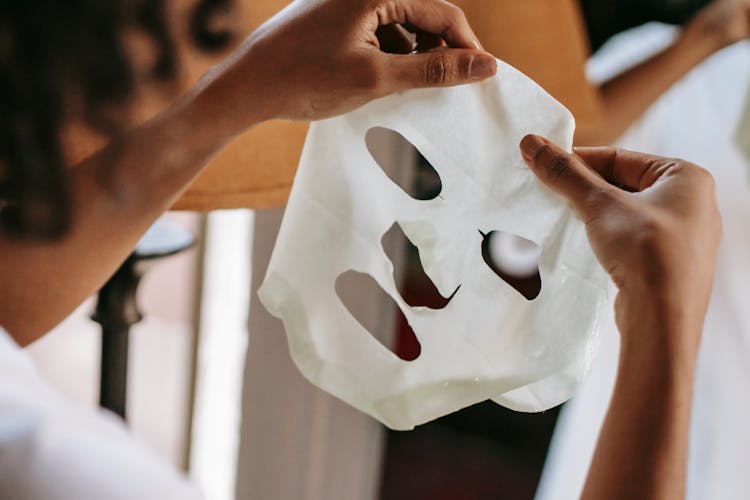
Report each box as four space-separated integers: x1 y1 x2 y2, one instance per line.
365 127 442 201
481 231 542 301
336 271 421 362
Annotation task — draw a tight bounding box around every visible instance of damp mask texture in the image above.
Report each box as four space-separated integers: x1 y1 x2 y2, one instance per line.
258 59 608 430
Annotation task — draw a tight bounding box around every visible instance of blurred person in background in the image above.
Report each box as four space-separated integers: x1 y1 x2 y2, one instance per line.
0 0 726 499
537 1 750 499
575 0 750 144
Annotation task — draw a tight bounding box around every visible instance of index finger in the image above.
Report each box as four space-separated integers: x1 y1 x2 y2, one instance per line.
373 0 482 50
574 147 679 192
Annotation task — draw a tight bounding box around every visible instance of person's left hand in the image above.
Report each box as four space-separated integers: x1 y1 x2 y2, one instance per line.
195 0 497 133
520 134 721 358
685 0 750 50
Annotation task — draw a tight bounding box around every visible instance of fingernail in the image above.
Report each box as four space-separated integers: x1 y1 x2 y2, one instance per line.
473 39 484 51
471 54 497 80
520 134 546 161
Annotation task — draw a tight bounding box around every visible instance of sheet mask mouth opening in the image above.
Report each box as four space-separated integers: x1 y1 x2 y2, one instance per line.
335 270 422 362
480 230 542 300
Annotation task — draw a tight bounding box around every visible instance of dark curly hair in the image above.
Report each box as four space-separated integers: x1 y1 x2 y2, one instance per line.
0 0 233 240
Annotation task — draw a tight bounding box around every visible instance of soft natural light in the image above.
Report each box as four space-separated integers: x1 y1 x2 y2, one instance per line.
190 210 254 500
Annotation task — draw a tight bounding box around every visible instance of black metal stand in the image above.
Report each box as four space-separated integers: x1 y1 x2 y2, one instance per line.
92 219 195 421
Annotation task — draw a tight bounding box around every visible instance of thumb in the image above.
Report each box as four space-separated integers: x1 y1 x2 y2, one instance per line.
384 49 497 92
520 134 613 216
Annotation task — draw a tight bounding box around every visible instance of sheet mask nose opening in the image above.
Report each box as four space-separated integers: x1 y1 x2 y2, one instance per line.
481 230 542 300
382 222 454 309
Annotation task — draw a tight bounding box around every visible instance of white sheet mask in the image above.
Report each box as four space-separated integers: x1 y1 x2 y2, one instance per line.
259 59 608 430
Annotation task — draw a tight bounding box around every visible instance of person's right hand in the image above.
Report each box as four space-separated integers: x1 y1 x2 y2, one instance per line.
196 0 496 136
520 135 722 359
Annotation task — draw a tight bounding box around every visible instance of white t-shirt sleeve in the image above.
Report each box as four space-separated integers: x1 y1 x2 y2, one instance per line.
0 328 203 500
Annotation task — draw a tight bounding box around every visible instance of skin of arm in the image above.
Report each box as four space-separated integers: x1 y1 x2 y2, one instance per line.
0 0 498 346
576 0 750 146
520 135 721 499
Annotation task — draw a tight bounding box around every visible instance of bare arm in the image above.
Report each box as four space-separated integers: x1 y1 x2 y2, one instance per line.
0 0 497 346
576 0 750 145
521 136 721 498
0 89 233 347
585 312 698 499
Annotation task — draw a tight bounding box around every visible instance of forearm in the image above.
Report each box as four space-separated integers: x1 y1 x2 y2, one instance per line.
0 81 255 346
0 0 497 346
575 28 722 146
582 299 701 500
523 130 718 500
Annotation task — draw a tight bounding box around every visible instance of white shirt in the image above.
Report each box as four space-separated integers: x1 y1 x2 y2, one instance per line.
536 31 750 500
0 328 202 500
